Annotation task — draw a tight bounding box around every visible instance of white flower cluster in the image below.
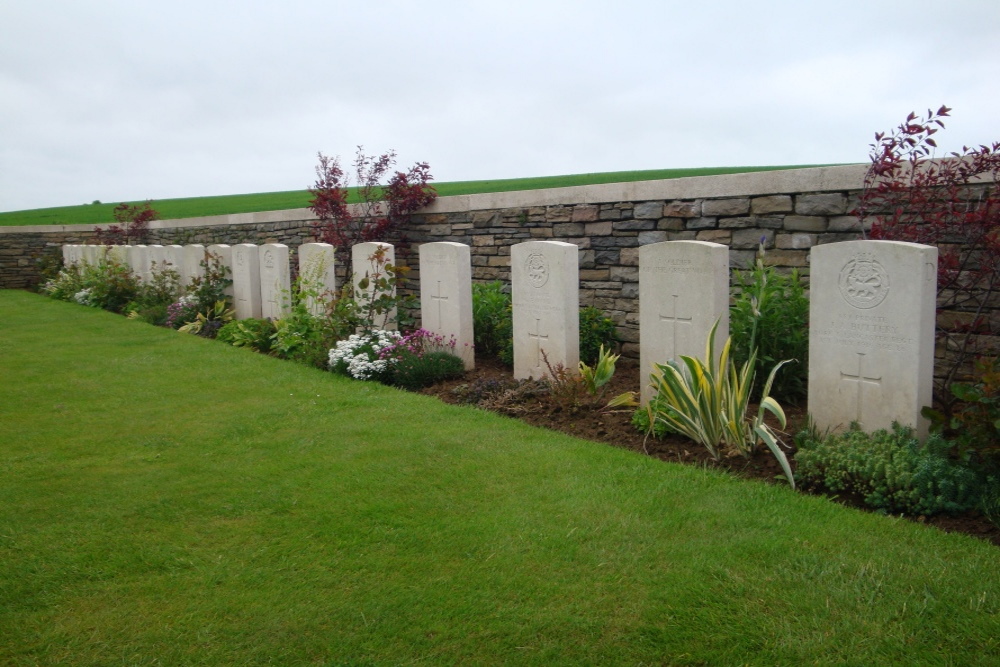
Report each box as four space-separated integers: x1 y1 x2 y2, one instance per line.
328 330 402 380
72 288 93 305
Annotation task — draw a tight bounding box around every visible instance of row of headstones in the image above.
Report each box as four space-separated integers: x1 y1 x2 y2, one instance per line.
63 238 936 437
504 238 935 439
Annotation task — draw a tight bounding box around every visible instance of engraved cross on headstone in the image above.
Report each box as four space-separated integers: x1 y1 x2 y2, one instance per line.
429 280 448 330
659 294 692 359
528 318 549 369
840 352 882 423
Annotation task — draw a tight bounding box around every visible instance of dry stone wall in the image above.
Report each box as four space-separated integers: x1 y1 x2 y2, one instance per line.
5 164 996 372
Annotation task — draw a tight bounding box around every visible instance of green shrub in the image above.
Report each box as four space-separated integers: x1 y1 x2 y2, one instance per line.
730 243 809 402
125 264 182 325
391 351 466 390
631 396 676 439
41 265 85 302
794 423 984 516
579 306 619 366
472 281 512 360
41 259 140 314
924 356 1000 478
217 318 277 353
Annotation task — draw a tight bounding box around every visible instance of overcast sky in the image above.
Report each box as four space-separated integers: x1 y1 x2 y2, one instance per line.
1 0 997 213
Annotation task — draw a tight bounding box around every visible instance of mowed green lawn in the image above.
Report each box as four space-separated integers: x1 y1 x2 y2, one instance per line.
0 165 840 227
0 290 997 665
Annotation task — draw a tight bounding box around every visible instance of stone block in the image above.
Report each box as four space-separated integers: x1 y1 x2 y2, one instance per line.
664 201 700 218
760 249 809 268
638 231 668 246
732 229 775 249
553 222 584 236
784 215 828 232
633 201 665 219
546 207 572 223
718 217 758 229
828 216 866 232
619 248 640 266
702 198 750 216
686 217 717 230
610 266 639 282
594 249 621 265
580 268 610 281
614 219 656 231
751 195 794 214
695 230 732 243
585 221 613 236
776 233 818 250
796 193 848 216
572 205 599 222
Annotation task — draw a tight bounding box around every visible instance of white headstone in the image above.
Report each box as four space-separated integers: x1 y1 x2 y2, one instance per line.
259 243 291 320
181 244 205 289
298 242 337 316
62 245 73 267
163 244 184 275
107 245 128 265
639 241 730 404
131 245 151 283
81 245 98 267
148 245 166 276
419 242 475 370
352 242 396 330
206 244 234 300
809 240 937 438
511 240 580 380
232 244 262 320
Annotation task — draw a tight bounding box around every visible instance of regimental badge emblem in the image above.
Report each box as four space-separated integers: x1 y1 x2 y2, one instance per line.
525 253 549 288
839 253 890 309
264 249 275 269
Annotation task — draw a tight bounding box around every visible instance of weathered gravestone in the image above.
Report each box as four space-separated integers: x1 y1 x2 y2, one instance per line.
232 243 262 319
206 244 234 300
61 245 73 267
512 240 579 380
298 243 337 316
181 244 205 289
352 242 396 330
81 245 98 267
148 245 166 274
164 245 184 276
259 243 291 320
131 245 151 283
419 242 475 369
106 245 128 266
639 241 730 404
809 240 937 438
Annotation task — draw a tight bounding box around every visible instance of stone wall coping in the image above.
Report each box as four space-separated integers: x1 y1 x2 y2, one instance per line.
0 162 897 235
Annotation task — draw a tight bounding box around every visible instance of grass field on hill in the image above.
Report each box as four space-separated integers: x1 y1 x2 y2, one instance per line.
0 289 996 665
0 165 840 227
